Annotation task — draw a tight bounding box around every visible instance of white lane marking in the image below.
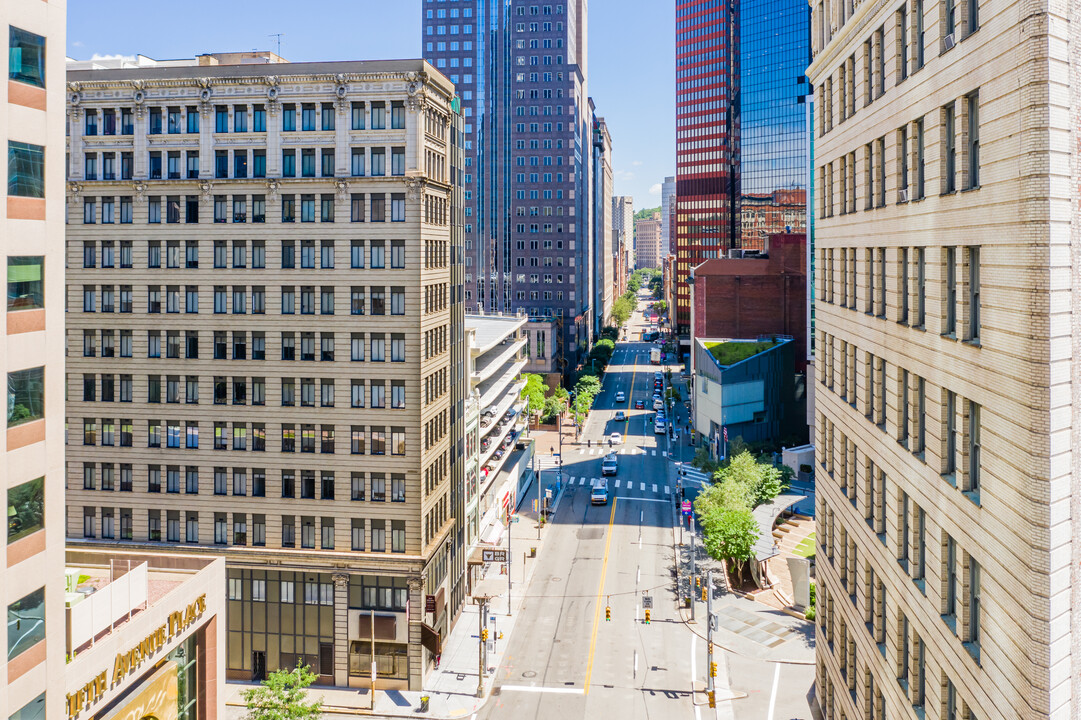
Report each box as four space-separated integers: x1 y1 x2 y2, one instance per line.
579 449 585 455
691 634 700 720
619 448 626 455
651 450 656 456
652 484 658 493
579 477 586 486
662 451 668 457
766 662 781 719
619 497 668 504
640 482 646 491
614 479 621 488
499 685 586 695
664 485 671 494
589 448 596 455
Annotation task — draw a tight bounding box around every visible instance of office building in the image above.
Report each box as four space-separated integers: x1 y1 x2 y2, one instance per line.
422 0 598 370
635 212 663 269
64 56 466 692
591 114 614 334
808 0 1071 715
660 176 676 254
612 196 633 296
3 3 67 720
674 0 810 334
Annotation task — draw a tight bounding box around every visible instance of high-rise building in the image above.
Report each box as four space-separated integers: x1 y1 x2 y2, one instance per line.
64 56 466 692
2 3 67 719
808 0 1073 716
660 175 676 253
612 195 634 296
422 0 596 371
592 114 614 335
673 0 810 335
635 212 663 269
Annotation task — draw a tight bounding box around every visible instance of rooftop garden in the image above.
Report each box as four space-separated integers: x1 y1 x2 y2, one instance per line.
705 339 779 366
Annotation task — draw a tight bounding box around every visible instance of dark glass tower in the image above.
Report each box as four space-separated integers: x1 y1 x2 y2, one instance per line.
673 0 810 335
423 0 593 370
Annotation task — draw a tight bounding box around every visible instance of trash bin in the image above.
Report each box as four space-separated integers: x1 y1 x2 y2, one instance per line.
530 547 537 558
419 695 430 712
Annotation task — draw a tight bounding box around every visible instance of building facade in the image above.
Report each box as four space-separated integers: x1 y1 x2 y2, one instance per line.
808 0 1076 716
591 114 613 335
660 176 676 255
635 212 663 269
422 0 596 369
2 3 68 720
63 57 465 692
673 0 810 334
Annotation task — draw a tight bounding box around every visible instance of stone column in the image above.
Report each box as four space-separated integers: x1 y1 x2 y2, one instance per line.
332 573 350 687
407 573 426 690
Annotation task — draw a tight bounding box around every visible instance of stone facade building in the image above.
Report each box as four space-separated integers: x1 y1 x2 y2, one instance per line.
635 212 663 269
64 56 466 692
808 0 1079 716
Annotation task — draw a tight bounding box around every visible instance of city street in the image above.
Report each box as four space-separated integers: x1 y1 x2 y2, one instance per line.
478 296 816 720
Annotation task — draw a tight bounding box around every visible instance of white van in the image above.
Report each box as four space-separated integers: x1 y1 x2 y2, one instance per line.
591 479 609 505
601 453 618 476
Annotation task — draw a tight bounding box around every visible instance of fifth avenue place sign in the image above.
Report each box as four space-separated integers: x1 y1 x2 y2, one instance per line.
482 549 508 563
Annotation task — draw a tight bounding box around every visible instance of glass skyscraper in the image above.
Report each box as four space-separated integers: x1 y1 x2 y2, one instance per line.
674 0 810 333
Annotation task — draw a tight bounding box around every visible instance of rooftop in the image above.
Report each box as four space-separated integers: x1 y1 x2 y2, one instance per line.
466 313 527 355
705 339 781 367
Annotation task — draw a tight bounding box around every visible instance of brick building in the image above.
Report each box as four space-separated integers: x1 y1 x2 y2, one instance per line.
688 233 806 370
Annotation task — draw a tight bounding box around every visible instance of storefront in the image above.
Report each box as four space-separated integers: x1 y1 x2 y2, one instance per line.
63 551 224 720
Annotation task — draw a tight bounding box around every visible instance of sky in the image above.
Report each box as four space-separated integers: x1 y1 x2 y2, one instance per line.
67 0 675 212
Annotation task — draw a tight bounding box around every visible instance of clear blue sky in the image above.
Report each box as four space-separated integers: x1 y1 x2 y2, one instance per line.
67 0 674 212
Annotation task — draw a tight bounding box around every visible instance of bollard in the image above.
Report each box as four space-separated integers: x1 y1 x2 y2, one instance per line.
419 695 430 713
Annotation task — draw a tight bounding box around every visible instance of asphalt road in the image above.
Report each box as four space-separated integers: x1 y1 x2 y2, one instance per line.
479 297 734 720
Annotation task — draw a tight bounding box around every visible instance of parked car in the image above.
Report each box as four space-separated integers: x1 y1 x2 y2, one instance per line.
615 410 626 422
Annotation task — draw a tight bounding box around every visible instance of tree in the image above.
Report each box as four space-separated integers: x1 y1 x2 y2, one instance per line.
243 665 323 720
571 391 593 427
713 450 785 507
698 505 758 584
611 297 633 327
520 374 548 426
574 374 601 398
542 395 567 423
654 300 667 315
627 275 641 293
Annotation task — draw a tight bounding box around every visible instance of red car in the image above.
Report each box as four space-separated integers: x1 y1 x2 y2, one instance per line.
634 399 645 409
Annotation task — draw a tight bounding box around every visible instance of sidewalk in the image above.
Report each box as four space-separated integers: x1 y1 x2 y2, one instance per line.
223 466 570 720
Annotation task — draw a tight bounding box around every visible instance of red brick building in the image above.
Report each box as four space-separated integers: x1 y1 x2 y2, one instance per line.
689 233 807 370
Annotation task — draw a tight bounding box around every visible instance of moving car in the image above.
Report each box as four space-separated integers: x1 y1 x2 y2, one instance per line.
615 391 626 402
591 479 610 505
655 417 666 435
634 399 645 409
614 410 626 422
650 347 661 364
609 432 622 445
601 453 618 476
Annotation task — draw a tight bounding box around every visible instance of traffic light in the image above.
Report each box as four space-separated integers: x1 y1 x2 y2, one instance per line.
707 691 716 709
695 576 701 590
644 609 651 624
605 606 611 622
481 628 489 642
709 661 717 678
702 584 708 602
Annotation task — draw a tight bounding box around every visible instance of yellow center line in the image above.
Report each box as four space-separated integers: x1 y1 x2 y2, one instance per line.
583 497 618 694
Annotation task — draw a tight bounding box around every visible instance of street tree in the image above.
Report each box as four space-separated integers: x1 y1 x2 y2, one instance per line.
520 373 549 427
698 505 758 584
574 374 601 398
243 665 323 720
713 450 785 507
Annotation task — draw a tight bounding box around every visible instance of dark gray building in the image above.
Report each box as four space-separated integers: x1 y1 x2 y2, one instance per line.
422 0 595 374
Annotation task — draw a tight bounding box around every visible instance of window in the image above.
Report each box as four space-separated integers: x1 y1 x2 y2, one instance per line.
371 148 385 176
967 402 981 498
7 587 45 659
371 102 386 129
965 91 980 189
8 141 44 198
943 390 958 478
7 257 43 311
944 535 959 625
967 0 979 34
944 247 957 336
351 101 366 129
6 476 44 542
391 101 405 129
943 103 956 193
7 366 43 427
391 147 405 176
967 246 980 342
392 520 406 552
391 193 406 222
9 27 45 88
351 148 365 176
967 559 981 658
914 247 925 328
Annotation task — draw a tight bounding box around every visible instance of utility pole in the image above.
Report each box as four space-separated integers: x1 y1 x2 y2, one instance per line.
506 512 512 616
369 609 376 710
689 513 696 622
476 600 486 698
706 570 715 707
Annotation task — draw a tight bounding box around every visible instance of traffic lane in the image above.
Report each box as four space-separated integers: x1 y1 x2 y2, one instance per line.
726 654 815 720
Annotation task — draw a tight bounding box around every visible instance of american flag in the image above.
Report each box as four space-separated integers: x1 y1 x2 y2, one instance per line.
723 426 728 442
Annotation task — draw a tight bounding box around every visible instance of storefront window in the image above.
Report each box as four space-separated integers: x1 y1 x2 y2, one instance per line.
7 366 44 427
7 257 43 311
349 641 408 680
167 636 199 720
7 476 44 542
7 586 45 660
9 693 45 720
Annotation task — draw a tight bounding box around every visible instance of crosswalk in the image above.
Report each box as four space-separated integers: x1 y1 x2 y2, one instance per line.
571 476 672 496
578 447 667 457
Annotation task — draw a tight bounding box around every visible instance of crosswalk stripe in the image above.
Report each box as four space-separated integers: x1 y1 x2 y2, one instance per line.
653 484 658 493
651 450 656 456
662 451 668 457
664 485 671 494
614 480 621 488
578 449 585 455
640 483 646 491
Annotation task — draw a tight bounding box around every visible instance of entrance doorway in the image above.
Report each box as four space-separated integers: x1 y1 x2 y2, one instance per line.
252 651 266 682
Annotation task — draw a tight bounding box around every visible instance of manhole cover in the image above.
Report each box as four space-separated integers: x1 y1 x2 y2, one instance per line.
522 670 537 678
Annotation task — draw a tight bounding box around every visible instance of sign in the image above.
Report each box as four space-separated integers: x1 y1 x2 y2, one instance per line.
642 595 653 609
546 487 553 500
723 426 729 442
67 594 206 720
371 661 379 683
682 500 692 516
425 595 437 613
482 549 508 563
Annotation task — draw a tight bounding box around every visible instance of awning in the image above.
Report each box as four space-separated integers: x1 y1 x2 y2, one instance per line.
479 522 505 546
751 493 807 560
420 623 441 655
354 613 397 641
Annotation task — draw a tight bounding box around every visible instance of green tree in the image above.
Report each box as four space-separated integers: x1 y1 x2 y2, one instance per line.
571 391 593 427
634 206 661 222
698 505 758 584
611 297 633 327
574 374 601 398
542 394 567 423
520 373 548 426
243 665 323 720
654 300 667 315
713 450 785 507
627 275 641 293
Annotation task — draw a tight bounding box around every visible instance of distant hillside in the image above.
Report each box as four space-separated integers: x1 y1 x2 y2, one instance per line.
634 206 661 221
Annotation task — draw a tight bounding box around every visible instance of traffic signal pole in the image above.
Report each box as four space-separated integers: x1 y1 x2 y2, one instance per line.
476 600 486 698
706 570 715 703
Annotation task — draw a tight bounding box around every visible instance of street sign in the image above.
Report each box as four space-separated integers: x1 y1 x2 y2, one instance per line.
546 487 553 500
482 549 508 563
642 595 653 609
681 500 692 515
371 661 378 683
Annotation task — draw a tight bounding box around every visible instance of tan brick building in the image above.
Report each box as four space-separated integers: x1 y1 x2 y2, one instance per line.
807 0 1078 717
2 2 67 719
64 56 466 691
635 211 663 269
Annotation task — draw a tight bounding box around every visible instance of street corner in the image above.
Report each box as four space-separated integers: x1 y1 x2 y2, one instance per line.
709 597 815 665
